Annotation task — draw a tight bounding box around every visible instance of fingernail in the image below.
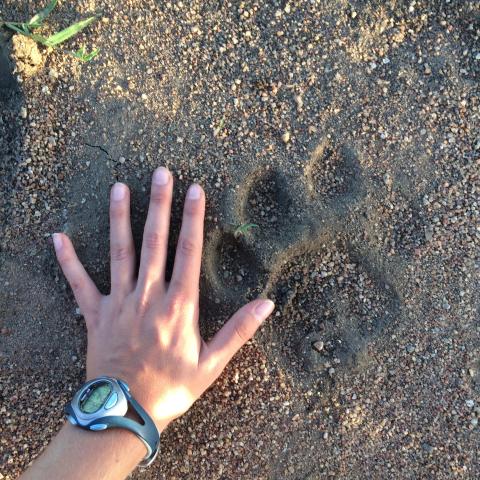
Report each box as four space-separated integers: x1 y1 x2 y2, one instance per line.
187 184 202 200
112 183 126 201
254 300 275 321
52 233 63 251
153 167 170 186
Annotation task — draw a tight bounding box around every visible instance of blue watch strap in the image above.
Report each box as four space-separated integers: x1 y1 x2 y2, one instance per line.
94 383 160 466
90 414 160 466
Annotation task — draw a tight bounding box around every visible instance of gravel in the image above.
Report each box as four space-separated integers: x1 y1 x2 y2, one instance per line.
1 0 479 479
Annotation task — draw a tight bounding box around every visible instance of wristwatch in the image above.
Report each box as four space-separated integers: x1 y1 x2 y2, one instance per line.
65 376 161 467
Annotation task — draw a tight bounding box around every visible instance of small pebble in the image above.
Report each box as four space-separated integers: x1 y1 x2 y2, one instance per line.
421 443 434 454
383 173 393 189
294 95 303 110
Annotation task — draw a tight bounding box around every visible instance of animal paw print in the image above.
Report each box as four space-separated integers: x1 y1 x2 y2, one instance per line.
244 169 292 231
204 140 401 388
264 234 399 387
204 230 265 305
304 140 364 205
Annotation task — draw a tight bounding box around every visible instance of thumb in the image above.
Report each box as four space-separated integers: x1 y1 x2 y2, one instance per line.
200 299 275 381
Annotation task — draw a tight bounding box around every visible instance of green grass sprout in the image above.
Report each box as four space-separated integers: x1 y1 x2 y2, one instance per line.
42 17 96 47
73 45 100 62
27 0 59 29
213 115 226 137
234 223 259 239
3 0 97 49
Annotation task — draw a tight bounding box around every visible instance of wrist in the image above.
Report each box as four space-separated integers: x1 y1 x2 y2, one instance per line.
63 421 146 459
85 368 172 434
21 422 146 480
66 376 162 467
125 408 169 434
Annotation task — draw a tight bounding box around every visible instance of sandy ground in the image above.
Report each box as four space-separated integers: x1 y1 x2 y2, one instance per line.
0 1 479 478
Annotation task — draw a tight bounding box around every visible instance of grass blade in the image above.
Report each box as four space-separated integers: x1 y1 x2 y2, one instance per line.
73 46 100 62
44 16 96 47
84 48 100 61
75 46 86 56
28 0 58 29
5 22 32 35
4 22 49 45
234 223 259 238
30 34 50 45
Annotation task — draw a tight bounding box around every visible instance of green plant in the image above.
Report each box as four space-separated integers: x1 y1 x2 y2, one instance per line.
73 45 100 62
234 223 259 239
3 0 96 49
213 115 226 137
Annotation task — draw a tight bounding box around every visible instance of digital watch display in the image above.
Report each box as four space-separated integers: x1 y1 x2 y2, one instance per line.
66 376 160 467
79 381 112 413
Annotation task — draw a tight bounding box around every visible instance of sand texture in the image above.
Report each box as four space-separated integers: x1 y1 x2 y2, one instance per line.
0 1 479 478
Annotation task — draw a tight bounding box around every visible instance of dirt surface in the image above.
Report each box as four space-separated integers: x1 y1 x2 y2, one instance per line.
1 1 479 478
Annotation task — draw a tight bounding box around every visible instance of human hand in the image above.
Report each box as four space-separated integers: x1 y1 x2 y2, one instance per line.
52 167 274 433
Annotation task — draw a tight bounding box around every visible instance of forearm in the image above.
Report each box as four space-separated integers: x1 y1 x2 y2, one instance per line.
20 422 146 480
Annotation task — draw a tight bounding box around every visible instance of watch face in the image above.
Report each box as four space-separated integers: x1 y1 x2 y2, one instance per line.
79 381 113 414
